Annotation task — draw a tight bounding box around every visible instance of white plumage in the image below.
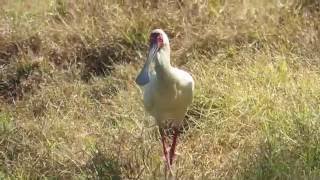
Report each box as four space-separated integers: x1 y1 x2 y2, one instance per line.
143 67 194 128
136 29 194 168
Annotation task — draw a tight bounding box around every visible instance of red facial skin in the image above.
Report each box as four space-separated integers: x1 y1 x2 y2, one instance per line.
150 33 163 48
157 34 164 48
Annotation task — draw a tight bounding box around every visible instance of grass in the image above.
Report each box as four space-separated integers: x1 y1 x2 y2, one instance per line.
0 0 319 179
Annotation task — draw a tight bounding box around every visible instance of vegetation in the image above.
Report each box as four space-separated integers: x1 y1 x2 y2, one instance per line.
0 0 319 179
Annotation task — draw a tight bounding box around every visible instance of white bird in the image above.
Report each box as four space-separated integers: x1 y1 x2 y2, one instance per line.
135 29 194 168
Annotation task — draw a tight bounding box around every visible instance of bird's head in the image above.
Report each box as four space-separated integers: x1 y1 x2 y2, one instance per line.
149 29 170 50
135 29 170 86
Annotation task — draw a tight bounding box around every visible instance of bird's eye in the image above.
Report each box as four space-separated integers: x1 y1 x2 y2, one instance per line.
150 33 160 42
149 33 164 48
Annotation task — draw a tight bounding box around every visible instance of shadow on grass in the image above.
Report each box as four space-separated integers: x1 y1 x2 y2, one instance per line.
0 35 41 66
84 150 121 180
79 40 137 82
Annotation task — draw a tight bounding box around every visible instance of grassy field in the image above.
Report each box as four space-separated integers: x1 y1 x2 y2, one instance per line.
0 0 319 179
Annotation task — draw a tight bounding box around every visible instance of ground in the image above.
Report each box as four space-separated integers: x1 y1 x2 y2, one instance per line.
0 0 320 179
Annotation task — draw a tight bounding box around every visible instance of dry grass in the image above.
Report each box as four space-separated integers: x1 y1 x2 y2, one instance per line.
0 0 320 179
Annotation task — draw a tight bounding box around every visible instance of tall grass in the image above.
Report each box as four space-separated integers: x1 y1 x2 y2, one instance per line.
0 0 319 179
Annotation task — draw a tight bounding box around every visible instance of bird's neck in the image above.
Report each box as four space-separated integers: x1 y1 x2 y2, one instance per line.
155 47 173 82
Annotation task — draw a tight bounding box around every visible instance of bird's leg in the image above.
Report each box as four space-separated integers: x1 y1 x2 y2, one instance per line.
169 127 180 165
159 128 170 167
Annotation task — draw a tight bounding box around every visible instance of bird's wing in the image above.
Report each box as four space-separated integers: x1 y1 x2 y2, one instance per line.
172 68 195 91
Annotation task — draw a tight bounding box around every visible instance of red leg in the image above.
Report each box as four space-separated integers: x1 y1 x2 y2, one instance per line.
169 127 180 165
159 128 170 167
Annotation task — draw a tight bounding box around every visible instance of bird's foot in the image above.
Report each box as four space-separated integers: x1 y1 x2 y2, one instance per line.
162 152 170 168
162 154 169 162
162 156 172 171
169 151 181 165
162 147 170 160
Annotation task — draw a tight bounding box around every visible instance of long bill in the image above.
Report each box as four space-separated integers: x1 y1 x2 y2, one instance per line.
135 42 159 86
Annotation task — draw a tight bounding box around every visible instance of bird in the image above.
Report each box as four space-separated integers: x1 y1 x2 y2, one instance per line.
135 29 194 169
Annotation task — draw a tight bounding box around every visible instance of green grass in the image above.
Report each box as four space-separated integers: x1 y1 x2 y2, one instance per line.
0 0 319 179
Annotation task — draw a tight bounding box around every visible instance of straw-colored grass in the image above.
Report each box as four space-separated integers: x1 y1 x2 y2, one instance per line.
0 0 319 179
